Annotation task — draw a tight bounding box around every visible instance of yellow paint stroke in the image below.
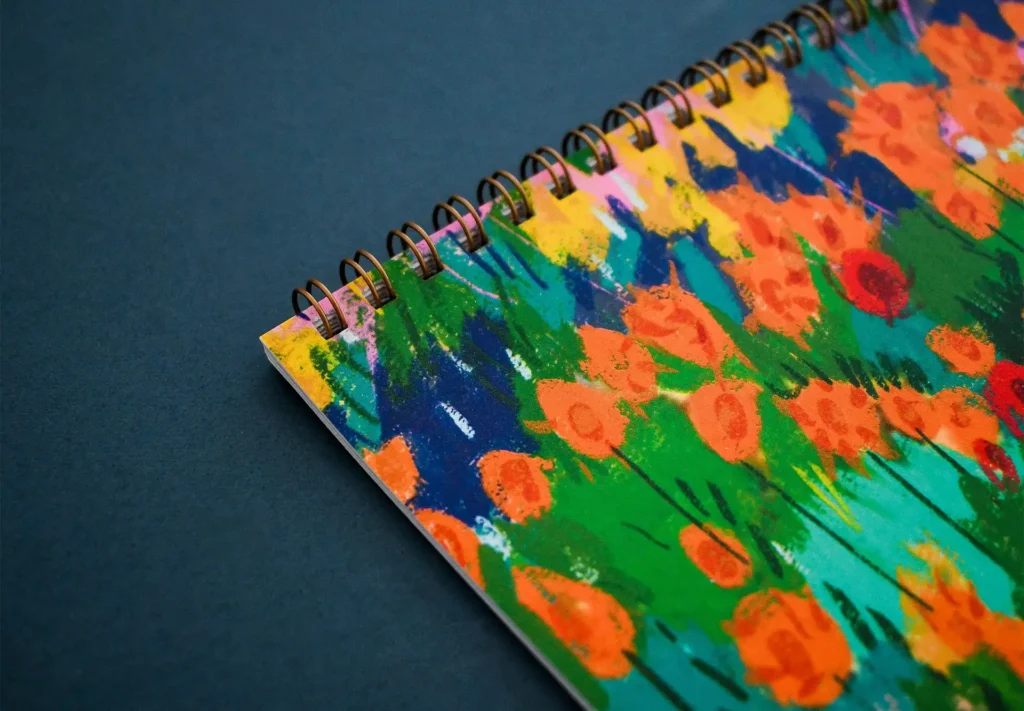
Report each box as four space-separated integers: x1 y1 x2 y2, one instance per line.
793 464 861 530
607 128 743 259
520 180 611 267
262 320 339 410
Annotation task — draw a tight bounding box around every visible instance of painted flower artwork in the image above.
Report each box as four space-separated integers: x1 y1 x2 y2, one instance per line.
264 2 1024 709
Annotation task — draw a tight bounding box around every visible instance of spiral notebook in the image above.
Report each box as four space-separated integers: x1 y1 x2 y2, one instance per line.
263 1 1024 709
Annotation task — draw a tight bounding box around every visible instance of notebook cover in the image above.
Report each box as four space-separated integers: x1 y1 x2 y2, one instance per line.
263 3 1024 709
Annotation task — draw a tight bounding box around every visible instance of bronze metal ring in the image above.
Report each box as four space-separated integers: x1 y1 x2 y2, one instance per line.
561 123 616 174
602 101 656 150
353 249 396 303
433 201 481 253
387 222 443 279
752 21 802 67
291 286 333 337
680 60 732 106
785 5 836 49
716 41 769 86
520 146 576 198
641 79 694 128
305 277 348 332
820 0 868 30
476 170 532 224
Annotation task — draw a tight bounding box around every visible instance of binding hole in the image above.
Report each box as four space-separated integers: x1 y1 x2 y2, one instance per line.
339 250 395 308
387 222 443 279
875 0 898 12
752 21 803 68
641 80 694 129
561 123 616 174
476 170 532 225
715 41 769 86
433 199 486 253
785 5 836 49
291 287 334 338
520 146 576 198
306 277 348 333
820 0 868 31
680 60 732 106
602 101 656 151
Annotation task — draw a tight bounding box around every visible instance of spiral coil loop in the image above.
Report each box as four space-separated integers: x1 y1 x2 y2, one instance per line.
680 60 732 106
641 80 694 129
602 101 657 151
752 21 803 67
561 124 616 175
786 4 837 49
476 170 532 225
288 0 884 334
387 222 444 279
716 41 770 87
433 195 488 252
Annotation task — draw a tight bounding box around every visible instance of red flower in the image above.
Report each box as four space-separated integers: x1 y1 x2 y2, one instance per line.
984 360 1024 438
932 387 1001 457
973 440 1020 491
477 451 553 523
833 248 910 323
782 180 882 262
416 509 483 587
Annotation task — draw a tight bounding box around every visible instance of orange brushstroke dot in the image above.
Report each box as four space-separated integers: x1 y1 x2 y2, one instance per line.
363 435 421 505
686 379 763 463
512 566 636 678
578 325 658 404
932 387 1001 458
877 385 942 441
679 524 753 588
926 324 996 377
415 509 483 587
725 587 853 707
535 380 628 459
477 450 553 523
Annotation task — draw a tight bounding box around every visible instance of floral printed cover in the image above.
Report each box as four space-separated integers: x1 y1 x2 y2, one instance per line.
262 2 1024 708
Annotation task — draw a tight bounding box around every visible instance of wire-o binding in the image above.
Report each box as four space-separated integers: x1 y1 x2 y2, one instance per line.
291 0 894 338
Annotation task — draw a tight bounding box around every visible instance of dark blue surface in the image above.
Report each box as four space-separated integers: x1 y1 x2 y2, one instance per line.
1 1 792 708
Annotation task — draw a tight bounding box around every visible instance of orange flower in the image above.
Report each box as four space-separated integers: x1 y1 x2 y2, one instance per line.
535 380 628 459
725 257 820 340
999 160 1024 199
919 15 1022 88
363 436 421 505
579 325 658 403
877 385 942 441
925 324 996 377
415 509 483 587
899 542 1024 678
512 566 636 678
1000 1 1024 38
932 387 1001 458
782 180 882 262
679 524 753 588
708 176 802 261
776 379 890 469
931 183 1001 240
943 82 1024 148
833 81 955 193
725 587 853 707
477 450 553 523
686 379 763 462
623 263 737 370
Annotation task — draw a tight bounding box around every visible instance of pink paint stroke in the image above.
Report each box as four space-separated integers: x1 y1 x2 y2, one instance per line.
899 0 921 41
